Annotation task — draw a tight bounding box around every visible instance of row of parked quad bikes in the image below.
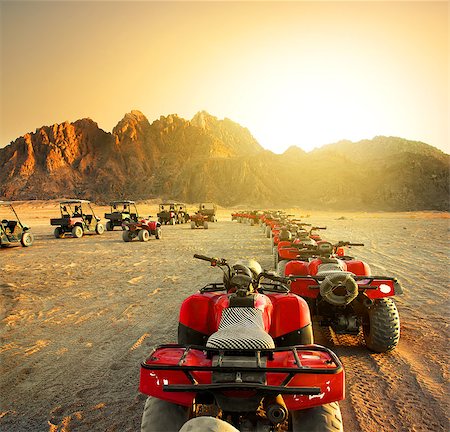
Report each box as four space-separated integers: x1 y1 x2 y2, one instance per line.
0 200 217 247
136 211 402 431
2 200 402 432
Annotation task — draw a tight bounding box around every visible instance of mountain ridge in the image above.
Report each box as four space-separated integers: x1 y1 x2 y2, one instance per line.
0 111 448 211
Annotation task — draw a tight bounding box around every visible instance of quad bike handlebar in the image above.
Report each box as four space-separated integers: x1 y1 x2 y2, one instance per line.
193 254 228 266
194 255 291 292
335 241 364 247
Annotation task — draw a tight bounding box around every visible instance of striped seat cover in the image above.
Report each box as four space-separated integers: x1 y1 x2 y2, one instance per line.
206 307 275 350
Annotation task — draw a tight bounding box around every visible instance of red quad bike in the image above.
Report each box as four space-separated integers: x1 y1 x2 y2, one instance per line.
274 227 327 271
122 218 162 242
190 212 209 229
139 255 345 432
282 241 403 353
271 222 318 254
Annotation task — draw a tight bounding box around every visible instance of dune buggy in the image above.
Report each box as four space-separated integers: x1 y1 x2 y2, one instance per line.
157 202 187 225
0 201 34 248
199 202 217 222
50 199 104 238
104 200 139 230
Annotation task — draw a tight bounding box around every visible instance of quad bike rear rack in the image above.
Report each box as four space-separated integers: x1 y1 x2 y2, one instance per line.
290 275 403 294
141 344 342 395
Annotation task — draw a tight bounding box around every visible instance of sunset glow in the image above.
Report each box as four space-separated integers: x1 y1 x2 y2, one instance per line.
1 1 448 153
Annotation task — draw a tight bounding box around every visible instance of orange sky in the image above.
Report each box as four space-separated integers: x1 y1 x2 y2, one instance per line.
1 1 448 153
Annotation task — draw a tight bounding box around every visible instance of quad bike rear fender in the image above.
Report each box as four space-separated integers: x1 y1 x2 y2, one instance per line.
290 276 402 299
140 345 344 410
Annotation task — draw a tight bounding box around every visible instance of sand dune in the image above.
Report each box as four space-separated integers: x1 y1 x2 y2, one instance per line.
0 202 448 431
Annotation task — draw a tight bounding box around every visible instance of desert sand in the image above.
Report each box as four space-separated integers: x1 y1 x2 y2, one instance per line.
1 201 449 431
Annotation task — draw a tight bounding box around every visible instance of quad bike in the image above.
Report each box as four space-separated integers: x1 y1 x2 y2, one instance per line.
273 227 326 269
122 218 161 242
0 201 34 248
271 223 319 254
139 255 345 431
280 241 402 353
190 212 209 229
104 200 139 231
50 199 104 238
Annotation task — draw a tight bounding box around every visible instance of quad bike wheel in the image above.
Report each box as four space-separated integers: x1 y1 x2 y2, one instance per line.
190 221 195 229
54 227 65 239
363 298 400 353
319 273 359 306
203 221 208 229
20 232 34 247
72 225 83 238
122 230 133 242
155 227 162 239
95 223 105 235
138 229 150 242
141 397 188 432
106 221 114 231
291 402 343 432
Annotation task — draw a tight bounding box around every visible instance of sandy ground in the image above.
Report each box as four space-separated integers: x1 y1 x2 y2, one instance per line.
0 202 449 432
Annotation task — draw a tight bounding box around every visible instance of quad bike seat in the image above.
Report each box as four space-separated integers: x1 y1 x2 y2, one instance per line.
206 307 275 350
316 260 354 277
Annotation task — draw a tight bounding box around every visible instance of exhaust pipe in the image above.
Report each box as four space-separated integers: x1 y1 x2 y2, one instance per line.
264 395 288 424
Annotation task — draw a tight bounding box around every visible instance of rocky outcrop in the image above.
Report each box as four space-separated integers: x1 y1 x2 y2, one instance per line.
0 111 448 211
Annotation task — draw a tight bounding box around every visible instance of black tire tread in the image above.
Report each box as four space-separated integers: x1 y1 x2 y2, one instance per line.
364 298 400 353
141 397 188 432
291 402 343 432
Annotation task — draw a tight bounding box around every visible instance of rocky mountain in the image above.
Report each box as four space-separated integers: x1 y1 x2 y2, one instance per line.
0 111 448 211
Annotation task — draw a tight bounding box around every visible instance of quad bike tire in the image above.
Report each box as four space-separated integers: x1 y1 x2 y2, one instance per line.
72 225 83 238
155 227 162 239
21 232 34 247
203 221 208 229
106 221 114 231
191 221 196 229
277 259 289 277
363 298 400 353
138 229 150 242
179 417 239 432
95 223 104 235
141 397 188 432
291 402 343 432
122 230 133 242
54 227 65 239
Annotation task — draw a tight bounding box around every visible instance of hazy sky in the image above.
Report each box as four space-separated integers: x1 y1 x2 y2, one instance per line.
1 1 448 153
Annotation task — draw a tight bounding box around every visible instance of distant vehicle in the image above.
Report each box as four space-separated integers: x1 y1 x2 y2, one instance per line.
189 212 208 229
104 200 139 231
50 199 104 238
157 202 187 225
122 218 162 242
0 201 34 248
198 202 217 222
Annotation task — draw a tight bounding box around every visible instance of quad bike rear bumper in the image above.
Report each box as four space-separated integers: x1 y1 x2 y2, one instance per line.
140 344 344 410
